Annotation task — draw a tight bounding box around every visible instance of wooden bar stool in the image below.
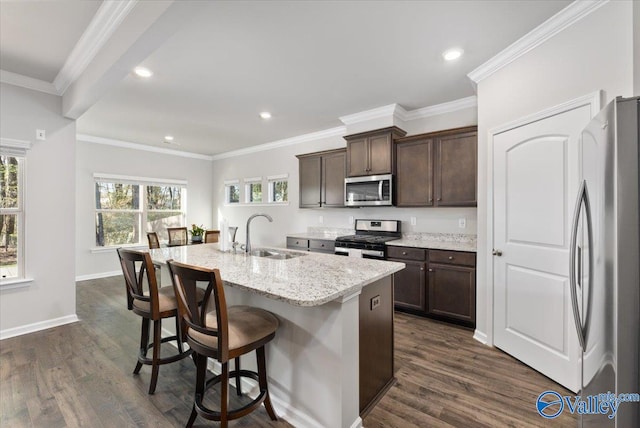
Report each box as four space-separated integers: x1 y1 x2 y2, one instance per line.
167 227 188 246
204 229 220 243
147 232 160 249
167 260 279 428
117 249 203 394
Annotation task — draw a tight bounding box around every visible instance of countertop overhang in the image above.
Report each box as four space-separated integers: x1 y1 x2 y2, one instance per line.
149 244 405 307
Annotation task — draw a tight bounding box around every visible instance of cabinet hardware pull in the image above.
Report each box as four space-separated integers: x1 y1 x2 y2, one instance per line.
402 251 407 255
420 267 424 271
428 268 433 272
448 256 454 260
437 197 442 201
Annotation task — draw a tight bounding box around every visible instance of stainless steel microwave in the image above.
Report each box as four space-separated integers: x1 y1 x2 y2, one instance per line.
345 174 393 206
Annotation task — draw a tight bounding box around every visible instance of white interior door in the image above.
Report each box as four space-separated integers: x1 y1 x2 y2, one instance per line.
493 104 592 392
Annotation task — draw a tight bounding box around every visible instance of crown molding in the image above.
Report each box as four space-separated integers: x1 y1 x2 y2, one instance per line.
0 70 59 95
210 126 346 161
53 0 137 94
0 138 33 156
403 96 477 121
468 0 609 83
77 134 214 161
339 104 402 126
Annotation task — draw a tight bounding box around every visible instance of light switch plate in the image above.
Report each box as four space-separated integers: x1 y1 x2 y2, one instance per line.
36 129 46 140
318 215 324 224
410 216 417 226
458 218 466 228
370 295 381 310
348 216 354 225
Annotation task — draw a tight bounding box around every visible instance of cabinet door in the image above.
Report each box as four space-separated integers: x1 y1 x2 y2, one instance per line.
390 260 426 311
368 134 392 175
434 131 477 206
396 139 433 206
346 137 368 177
428 263 475 324
299 155 321 208
322 150 346 207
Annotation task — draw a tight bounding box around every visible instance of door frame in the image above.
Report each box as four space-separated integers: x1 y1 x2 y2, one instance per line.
483 90 602 346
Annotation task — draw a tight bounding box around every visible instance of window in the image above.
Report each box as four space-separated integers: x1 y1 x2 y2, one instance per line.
0 155 24 280
245 177 262 203
268 174 288 203
225 180 240 204
94 174 187 247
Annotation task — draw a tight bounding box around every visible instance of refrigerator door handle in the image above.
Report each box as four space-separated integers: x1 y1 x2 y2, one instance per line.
581 181 594 350
570 180 587 351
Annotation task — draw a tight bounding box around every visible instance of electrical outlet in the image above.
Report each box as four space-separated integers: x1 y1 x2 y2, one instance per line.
410 216 417 226
36 129 46 140
458 218 466 229
348 215 354 225
370 295 381 310
318 215 324 224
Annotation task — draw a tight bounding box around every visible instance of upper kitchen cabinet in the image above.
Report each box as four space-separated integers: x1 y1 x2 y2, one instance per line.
395 126 477 207
297 148 346 208
344 127 407 177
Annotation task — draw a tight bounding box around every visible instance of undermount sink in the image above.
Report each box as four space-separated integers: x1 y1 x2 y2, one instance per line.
250 248 305 260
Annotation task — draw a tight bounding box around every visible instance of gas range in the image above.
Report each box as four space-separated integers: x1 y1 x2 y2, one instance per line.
334 220 401 259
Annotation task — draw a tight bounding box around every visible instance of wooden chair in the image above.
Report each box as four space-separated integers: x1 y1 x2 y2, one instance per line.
117 248 203 394
147 232 160 249
204 230 220 243
167 260 279 428
167 227 188 246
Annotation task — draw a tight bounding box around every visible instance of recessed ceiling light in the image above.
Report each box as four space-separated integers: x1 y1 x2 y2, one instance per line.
259 112 272 120
134 66 153 78
164 135 174 141
442 48 464 61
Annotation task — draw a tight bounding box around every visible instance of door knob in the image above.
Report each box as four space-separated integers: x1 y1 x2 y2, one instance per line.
492 249 503 256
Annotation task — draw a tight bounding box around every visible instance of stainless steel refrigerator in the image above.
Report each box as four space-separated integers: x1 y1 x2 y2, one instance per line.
570 96 639 427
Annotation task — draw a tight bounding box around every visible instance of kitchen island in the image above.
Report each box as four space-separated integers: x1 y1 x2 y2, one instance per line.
149 244 404 428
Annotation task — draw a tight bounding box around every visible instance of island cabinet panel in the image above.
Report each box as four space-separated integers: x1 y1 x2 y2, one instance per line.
308 238 335 254
359 275 394 416
394 126 477 207
286 237 309 250
434 130 478 206
297 149 346 208
345 126 406 177
395 138 434 206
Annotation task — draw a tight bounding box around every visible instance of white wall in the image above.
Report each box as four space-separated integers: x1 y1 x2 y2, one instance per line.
212 107 477 250
475 1 635 341
0 83 77 334
75 142 214 279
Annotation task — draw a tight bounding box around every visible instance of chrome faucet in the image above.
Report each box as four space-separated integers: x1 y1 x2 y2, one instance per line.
245 213 273 253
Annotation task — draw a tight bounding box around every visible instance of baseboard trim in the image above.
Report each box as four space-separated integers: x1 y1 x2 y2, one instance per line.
473 329 488 345
76 270 122 282
0 314 79 340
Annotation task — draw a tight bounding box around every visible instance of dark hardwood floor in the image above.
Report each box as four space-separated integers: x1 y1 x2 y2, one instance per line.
0 276 575 427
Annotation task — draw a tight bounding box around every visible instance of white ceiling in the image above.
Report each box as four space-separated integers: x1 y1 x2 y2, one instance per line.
1 0 572 156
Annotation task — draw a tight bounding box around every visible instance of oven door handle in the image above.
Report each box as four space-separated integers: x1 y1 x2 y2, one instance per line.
335 247 349 256
362 249 384 259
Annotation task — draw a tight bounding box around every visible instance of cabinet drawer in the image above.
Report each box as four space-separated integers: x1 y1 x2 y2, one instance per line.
429 250 475 267
287 237 309 250
309 239 335 252
386 246 426 261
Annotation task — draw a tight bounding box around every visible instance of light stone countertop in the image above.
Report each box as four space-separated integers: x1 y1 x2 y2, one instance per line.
386 238 477 252
286 232 340 241
148 243 405 307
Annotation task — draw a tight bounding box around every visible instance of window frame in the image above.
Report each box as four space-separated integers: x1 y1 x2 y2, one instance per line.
93 174 187 249
244 177 263 203
0 155 25 283
224 179 241 205
267 174 289 204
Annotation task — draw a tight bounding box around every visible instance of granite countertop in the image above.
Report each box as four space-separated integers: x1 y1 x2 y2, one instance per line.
386 238 477 252
149 244 404 307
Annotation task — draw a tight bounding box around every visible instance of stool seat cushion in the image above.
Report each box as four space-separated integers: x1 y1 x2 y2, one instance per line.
134 287 204 313
189 306 279 351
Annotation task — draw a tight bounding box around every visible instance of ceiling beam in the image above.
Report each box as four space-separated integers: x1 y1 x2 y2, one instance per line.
62 0 212 119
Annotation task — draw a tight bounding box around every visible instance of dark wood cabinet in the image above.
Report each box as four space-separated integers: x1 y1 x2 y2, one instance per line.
395 126 477 207
297 149 346 208
387 246 427 312
286 237 335 254
345 127 406 177
395 138 434 206
427 249 476 326
389 245 476 327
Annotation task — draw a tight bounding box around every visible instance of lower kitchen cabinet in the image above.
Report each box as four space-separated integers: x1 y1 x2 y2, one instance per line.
286 236 335 254
389 245 476 327
427 263 475 324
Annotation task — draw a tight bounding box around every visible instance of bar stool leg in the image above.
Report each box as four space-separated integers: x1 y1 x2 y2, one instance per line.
235 357 242 396
175 316 184 354
134 317 150 374
148 319 162 394
257 346 278 420
221 362 229 428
